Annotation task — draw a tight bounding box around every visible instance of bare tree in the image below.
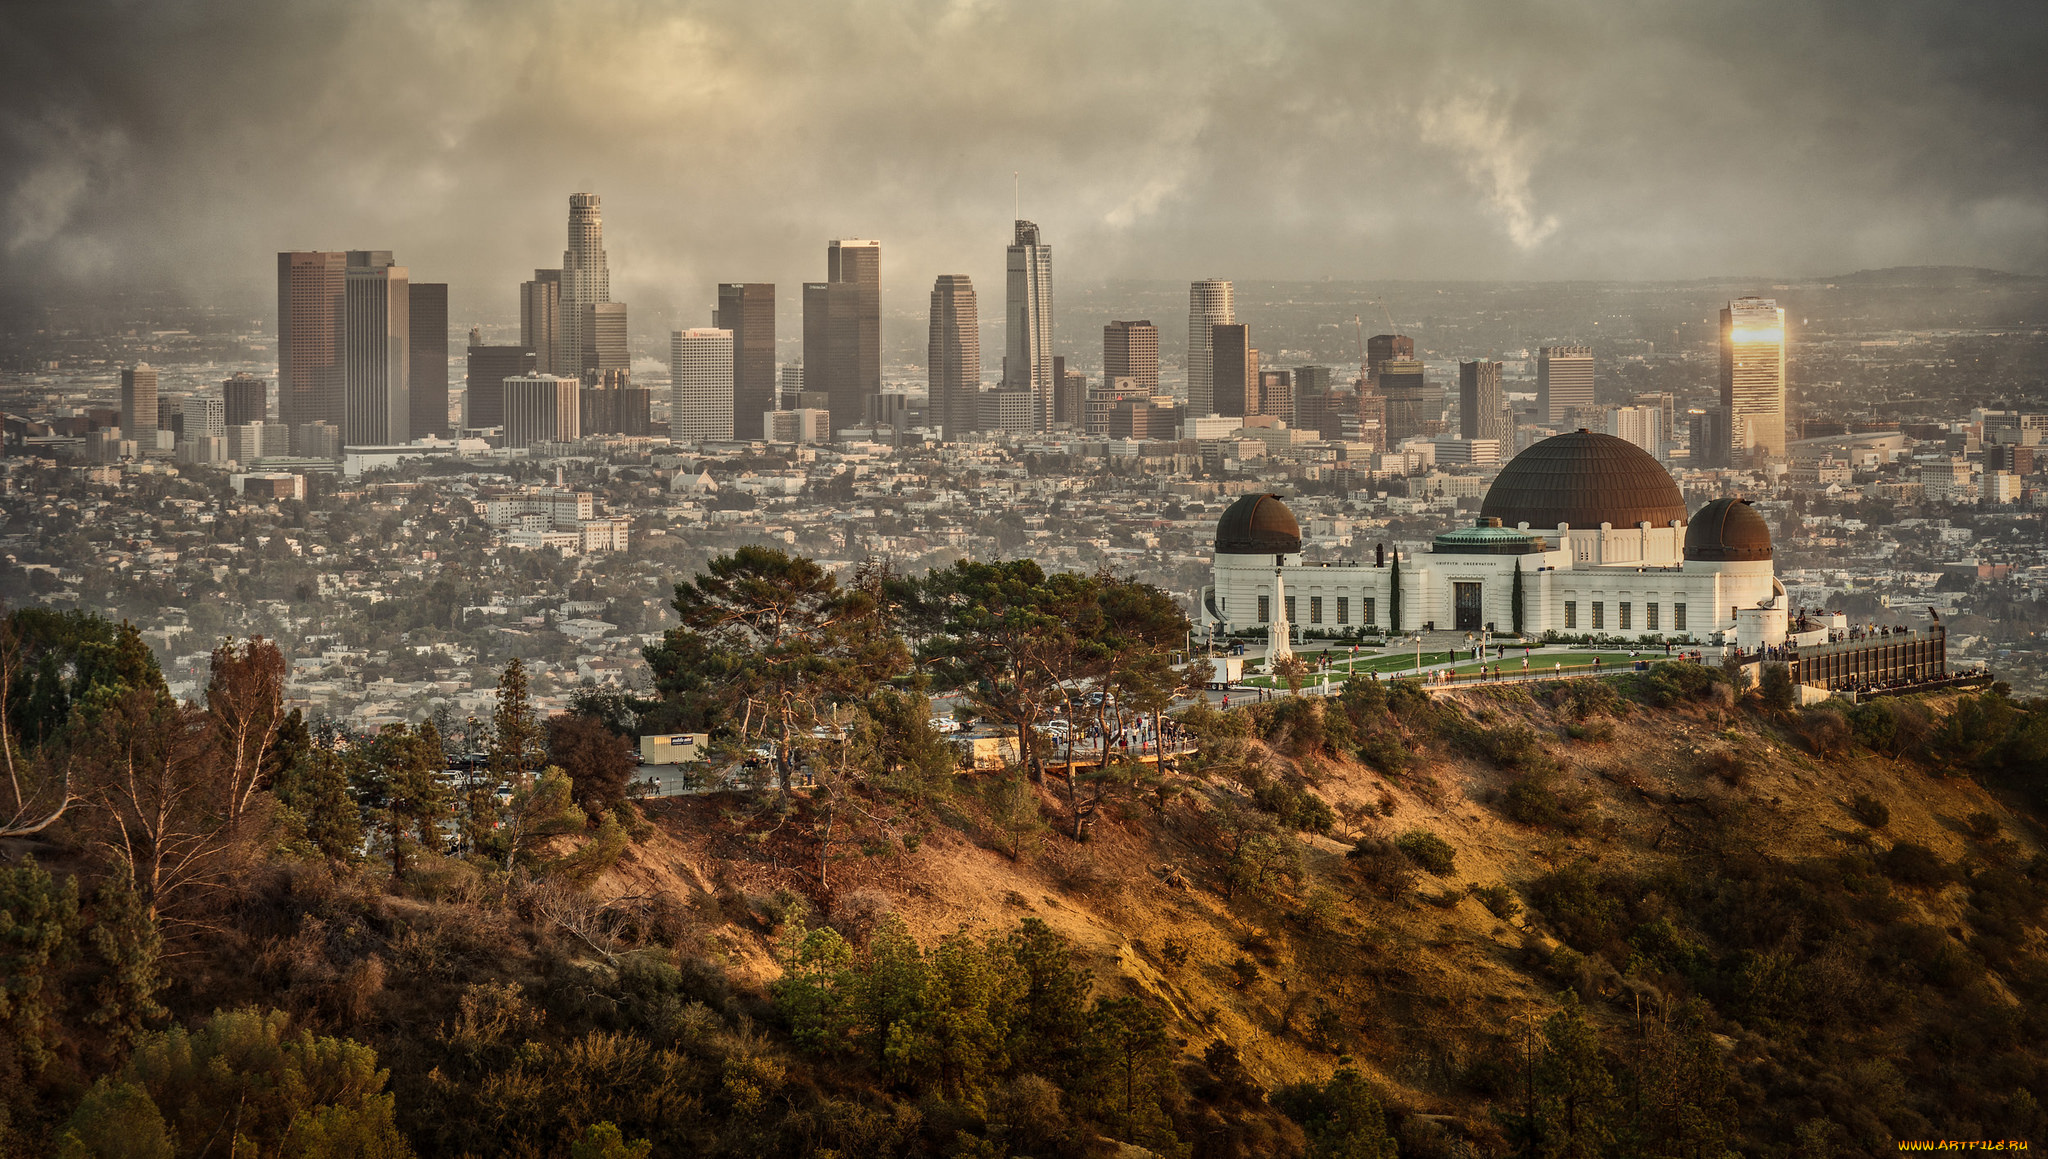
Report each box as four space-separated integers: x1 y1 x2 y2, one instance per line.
81 688 240 935
205 637 287 832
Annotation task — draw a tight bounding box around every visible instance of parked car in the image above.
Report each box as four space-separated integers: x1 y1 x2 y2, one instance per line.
930 715 962 734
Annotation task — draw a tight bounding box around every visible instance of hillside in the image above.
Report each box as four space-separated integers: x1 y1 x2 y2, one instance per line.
4 631 2045 1158
562 669 2048 1156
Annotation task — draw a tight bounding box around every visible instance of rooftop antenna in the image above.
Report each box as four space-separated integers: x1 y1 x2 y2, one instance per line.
1013 172 1019 222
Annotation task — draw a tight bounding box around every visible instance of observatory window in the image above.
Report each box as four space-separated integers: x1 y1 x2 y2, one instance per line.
1258 596 1269 623
1647 603 1659 631
1363 597 1376 626
1592 602 1604 630
1673 603 1687 632
1286 596 1297 624
1336 596 1349 625
1620 603 1632 631
1564 601 1577 629
1310 596 1323 624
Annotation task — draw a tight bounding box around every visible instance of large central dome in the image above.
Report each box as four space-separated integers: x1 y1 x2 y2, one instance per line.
1480 430 1687 531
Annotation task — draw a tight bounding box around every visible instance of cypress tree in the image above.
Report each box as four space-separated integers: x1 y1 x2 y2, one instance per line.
1387 551 1402 633
1512 558 1526 638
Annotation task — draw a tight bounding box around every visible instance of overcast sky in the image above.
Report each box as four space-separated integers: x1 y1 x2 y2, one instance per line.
3 0 2044 320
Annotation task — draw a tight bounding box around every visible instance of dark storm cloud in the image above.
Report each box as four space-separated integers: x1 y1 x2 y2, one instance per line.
2 0 2044 313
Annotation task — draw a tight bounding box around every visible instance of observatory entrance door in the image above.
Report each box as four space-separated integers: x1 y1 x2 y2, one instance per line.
1453 583 1483 632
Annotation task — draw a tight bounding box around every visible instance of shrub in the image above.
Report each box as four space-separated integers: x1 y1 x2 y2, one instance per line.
1251 782 1335 835
1550 679 1629 721
1354 729 1410 776
1698 750 1752 788
1847 793 1890 829
1880 842 1954 888
1471 882 1523 921
1564 720 1615 743
1348 838 1417 899
1501 772 1581 830
1796 708 1852 757
1395 828 1457 876
1456 723 1559 776
1965 812 2002 842
1637 660 1726 707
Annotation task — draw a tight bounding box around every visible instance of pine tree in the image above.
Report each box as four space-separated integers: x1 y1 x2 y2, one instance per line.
0 856 78 1073
489 658 547 782
80 873 168 1058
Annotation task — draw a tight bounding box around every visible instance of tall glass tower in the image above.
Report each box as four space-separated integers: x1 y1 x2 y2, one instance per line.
1005 221 1054 430
1720 297 1787 459
559 193 610 378
928 275 980 439
1187 279 1235 416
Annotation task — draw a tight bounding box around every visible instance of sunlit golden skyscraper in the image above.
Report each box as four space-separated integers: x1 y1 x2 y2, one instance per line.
1719 296 1787 459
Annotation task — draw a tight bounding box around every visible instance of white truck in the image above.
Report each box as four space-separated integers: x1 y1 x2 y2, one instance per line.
1207 657 1244 688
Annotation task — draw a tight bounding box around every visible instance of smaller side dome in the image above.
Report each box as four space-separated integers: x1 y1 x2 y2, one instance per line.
1684 497 1772 562
1214 493 1302 555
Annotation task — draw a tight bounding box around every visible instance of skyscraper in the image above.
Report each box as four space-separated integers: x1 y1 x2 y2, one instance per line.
343 251 409 447
520 269 562 374
223 373 268 428
502 373 580 449
277 250 347 433
1103 320 1160 396
1210 323 1256 418
715 283 776 440
559 193 611 381
1379 360 1435 443
1632 391 1676 456
927 275 980 438
582 301 629 375
1258 371 1294 426
803 280 860 431
181 395 225 443
1608 405 1662 458
120 363 158 443
1365 334 1414 384
1187 280 1235 415
409 281 448 438
670 328 735 443
1537 346 1594 425
1688 407 1732 469
1459 360 1504 441
1720 297 1787 458
1004 221 1054 430
828 239 881 426
464 338 536 430
1295 365 1333 397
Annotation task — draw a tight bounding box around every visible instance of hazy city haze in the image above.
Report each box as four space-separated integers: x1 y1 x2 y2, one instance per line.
4 0 2045 312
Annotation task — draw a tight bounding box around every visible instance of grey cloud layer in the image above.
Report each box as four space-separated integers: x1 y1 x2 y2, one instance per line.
2 0 2043 311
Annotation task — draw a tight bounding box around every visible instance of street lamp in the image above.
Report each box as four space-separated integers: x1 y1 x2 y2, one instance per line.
1411 633 1424 675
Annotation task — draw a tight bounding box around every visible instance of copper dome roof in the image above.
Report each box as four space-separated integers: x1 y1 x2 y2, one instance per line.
1214 492 1303 555
1480 430 1687 531
1684 497 1773 562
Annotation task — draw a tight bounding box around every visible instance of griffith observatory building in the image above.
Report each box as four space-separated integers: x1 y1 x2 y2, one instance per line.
1200 430 1792 650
